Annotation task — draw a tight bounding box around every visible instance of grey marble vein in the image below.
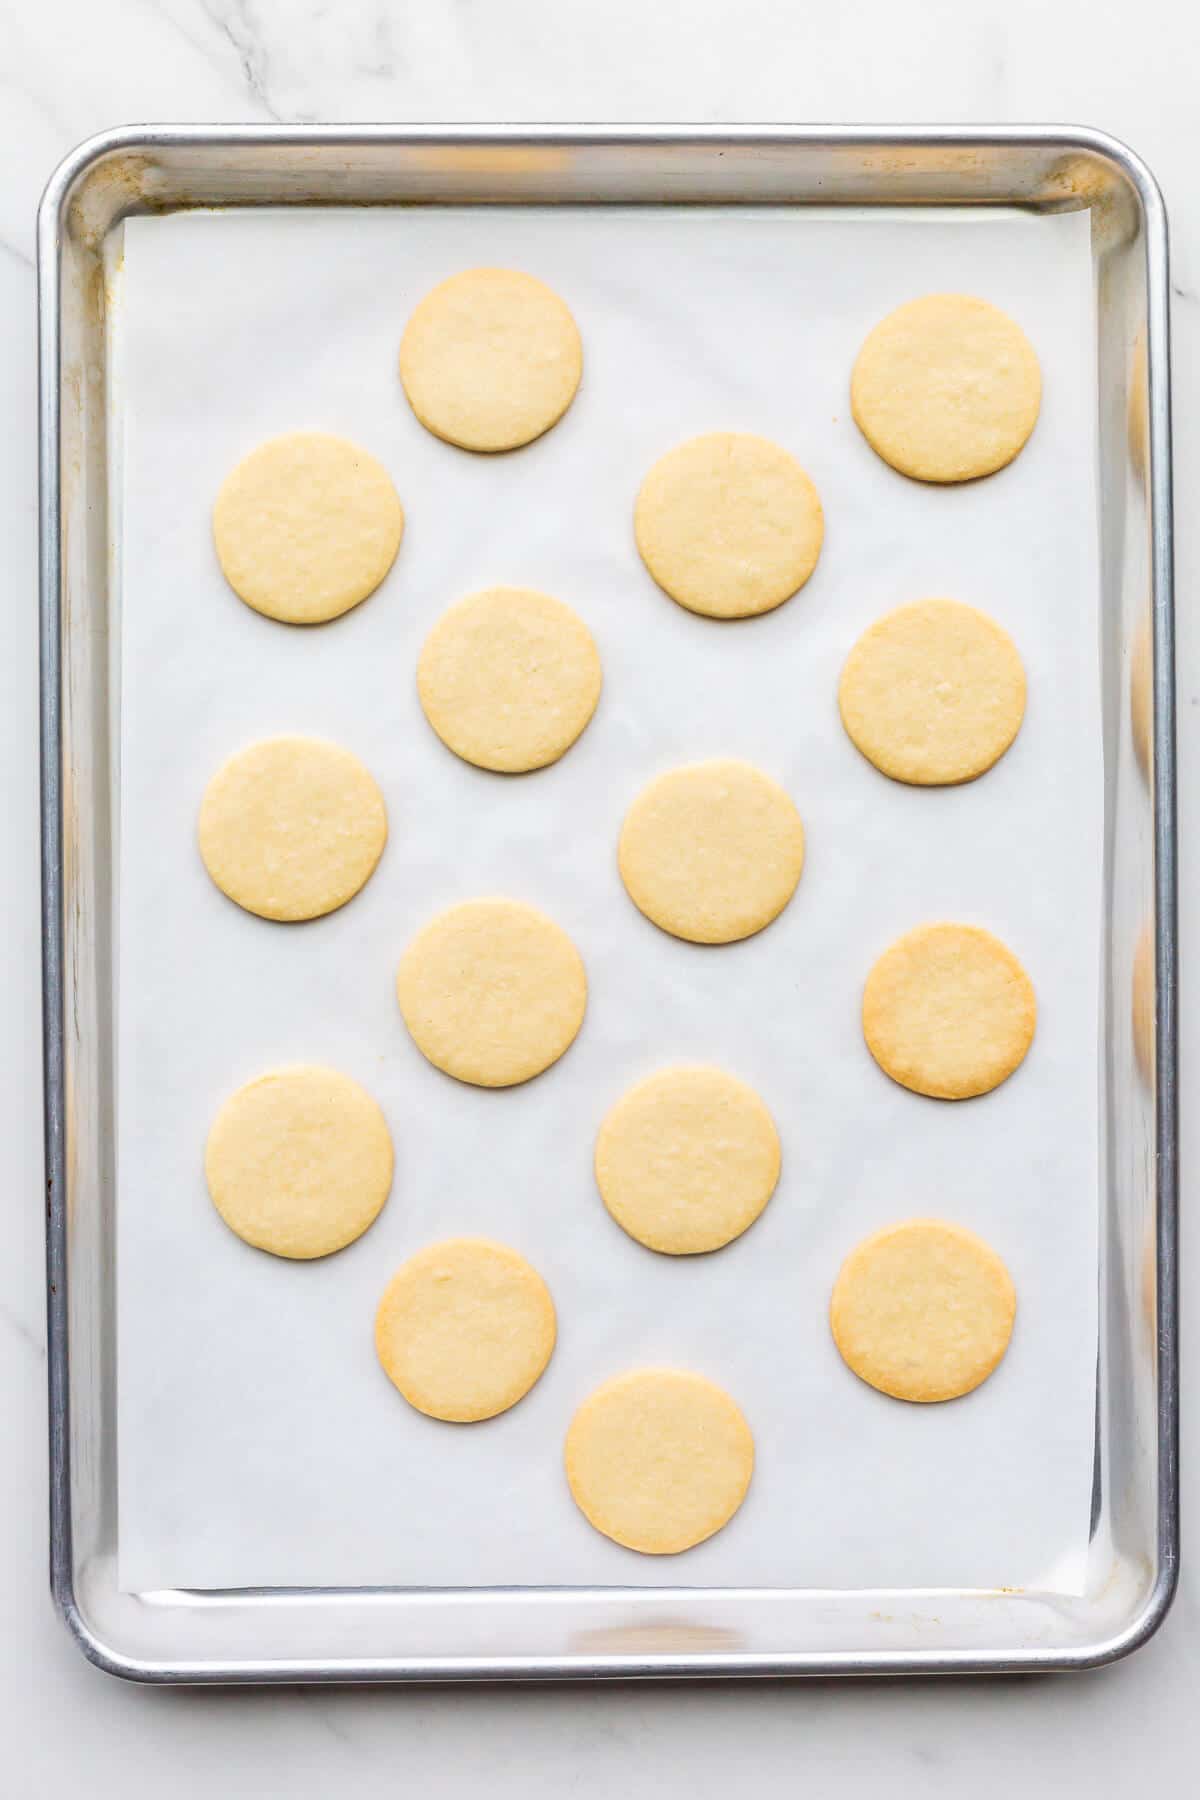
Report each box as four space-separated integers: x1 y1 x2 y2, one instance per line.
0 70 74 143
0 1293 46 1361
0 234 34 272
198 0 283 121
137 0 253 88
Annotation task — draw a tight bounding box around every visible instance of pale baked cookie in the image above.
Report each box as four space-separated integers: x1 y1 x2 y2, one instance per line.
595 1066 780 1254
213 432 403 624
830 1219 1016 1402
399 267 582 452
634 432 824 619
618 759 804 945
396 898 586 1086
205 1065 393 1259
417 586 602 772
839 598 1026 785
851 294 1041 482
863 923 1036 1100
198 736 387 922
375 1238 556 1422
564 1369 754 1553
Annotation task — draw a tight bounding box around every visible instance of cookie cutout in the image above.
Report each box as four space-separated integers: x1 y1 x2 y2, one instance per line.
375 1238 556 1422
396 898 586 1086
565 1370 754 1554
635 432 823 619
852 294 1041 482
863 923 1036 1100
399 267 582 452
619 759 804 945
213 432 403 624
198 736 387 922
418 586 602 772
831 1219 1016 1402
595 1066 780 1254
205 1065 393 1259
839 599 1025 785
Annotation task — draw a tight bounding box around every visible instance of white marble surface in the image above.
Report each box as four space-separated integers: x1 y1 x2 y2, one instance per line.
1 0 1196 1791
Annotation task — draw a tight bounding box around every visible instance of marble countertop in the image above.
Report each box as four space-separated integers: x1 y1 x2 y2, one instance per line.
2 1 1196 1792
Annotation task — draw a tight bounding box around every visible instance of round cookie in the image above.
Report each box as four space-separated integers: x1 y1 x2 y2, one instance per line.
564 1369 754 1554
863 923 1036 1100
618 759 805 945
830 1219 1016 1402
851 294 1041 483
205 1065 393 1259
839 599 1026 786
417 586 602 772
396 898 586 1087
212 432 403 624
595 1066 780 1254
634 432 824 619
399 267 582 452
198 736 387 922
375 1238 556 1422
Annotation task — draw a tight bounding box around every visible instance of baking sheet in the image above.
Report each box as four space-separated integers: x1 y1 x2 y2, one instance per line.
115 204 1100 1595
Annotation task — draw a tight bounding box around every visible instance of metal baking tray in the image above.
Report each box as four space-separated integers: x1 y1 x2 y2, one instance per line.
39 125 1178 1682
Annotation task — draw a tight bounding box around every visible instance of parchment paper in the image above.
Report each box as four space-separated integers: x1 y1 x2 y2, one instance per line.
116 204 1100 1595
